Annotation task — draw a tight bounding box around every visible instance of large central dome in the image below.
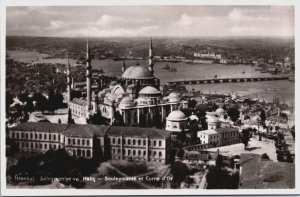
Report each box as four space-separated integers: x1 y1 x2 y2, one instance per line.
122 65 153 79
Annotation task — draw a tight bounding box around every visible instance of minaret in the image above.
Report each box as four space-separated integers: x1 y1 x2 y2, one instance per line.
67 58 72 104
122 60 126 73
148 38 154 76
86 39 92 110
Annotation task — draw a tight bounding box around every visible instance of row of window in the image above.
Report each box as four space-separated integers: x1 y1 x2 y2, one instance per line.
71 148 91 157
12 132 61 141
112 148 163 157
72 109 86 117
111 138 163 147
18 141 61 150
223 132 239 138
67 138 90 146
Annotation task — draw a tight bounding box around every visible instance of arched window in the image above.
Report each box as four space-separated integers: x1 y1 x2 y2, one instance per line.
77 139 80 145
159 151 162 158
118 138 121 144
133 150 136 156
82 149 85 157
87 150 91 157
77 149 81 156
138 150 141 156
128 149 131 156
127 139 131 145
133 139 136 145
138 139 141 146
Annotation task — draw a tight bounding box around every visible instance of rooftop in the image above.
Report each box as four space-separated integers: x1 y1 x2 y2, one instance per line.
10 122 171 139
71 98 87 106
10 122 69 133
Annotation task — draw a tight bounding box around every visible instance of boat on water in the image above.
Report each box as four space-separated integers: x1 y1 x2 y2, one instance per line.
162 64 170 70
289 76 295 81
170 67 177 72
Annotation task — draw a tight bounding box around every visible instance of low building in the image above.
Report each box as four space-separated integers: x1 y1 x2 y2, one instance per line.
9 122 172 164
197 112 240 147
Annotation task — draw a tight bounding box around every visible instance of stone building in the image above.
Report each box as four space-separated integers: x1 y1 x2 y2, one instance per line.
9 122 172 164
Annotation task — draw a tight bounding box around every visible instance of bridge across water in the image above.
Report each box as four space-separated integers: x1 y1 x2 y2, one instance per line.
166 76 289 85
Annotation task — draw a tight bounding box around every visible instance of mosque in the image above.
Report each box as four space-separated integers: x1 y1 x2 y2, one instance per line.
68 39 188 131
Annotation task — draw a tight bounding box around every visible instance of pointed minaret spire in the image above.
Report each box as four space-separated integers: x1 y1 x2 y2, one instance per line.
122 60 126 73
86 39 92 111
148 38 154 76
67 58 72 104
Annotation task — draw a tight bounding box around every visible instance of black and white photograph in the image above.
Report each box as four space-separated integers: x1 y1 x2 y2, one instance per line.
1 1 299 196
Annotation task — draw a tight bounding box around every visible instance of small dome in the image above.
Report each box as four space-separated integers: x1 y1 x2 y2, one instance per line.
167 110 187 121
206 115 220 123
252 115 261 122
169 92 180 98
215 108 225 115
168 92 180 103
189 114 199 121
120 96 134 104
110 81 117 86
122 65 153 79
127 84 136 90
139 86 161 95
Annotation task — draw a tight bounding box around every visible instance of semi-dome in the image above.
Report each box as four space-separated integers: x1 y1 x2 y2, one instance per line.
120 96 134 104
139 86 161 95
166 110 187 121
119 96 134 108
122 65 153 79
215 108 225 115
206 115 220 123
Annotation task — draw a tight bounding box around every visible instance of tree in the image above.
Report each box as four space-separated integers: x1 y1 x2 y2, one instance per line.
189 120 199 145
171 161 188 186
261 153 270 160
67 108 74 124
47 88 57 114
32 93 47 114
6 91 14 111
188 99 197 109
240 128 251 150
260 109 266 123
228 107 240 123
178 128 187 146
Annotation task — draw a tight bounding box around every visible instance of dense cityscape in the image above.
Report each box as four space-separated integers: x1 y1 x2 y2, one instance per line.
4 5 295 191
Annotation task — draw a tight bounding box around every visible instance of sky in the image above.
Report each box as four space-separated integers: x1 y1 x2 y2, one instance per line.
6 5 294 37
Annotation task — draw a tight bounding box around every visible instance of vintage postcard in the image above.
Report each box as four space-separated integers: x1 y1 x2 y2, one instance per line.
1 0 299 196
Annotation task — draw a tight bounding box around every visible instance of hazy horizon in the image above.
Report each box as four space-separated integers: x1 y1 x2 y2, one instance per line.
6 6 294 37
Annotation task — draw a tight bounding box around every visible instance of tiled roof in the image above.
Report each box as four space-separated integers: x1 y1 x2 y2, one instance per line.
215 127 238 133
10 122 68 133
108 126 172 139
10 122 171 139
71 98 87 106
64 124 107 138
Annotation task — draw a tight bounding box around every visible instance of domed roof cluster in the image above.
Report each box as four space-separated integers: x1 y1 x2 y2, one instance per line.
122 65 153 79
139 86 161 95
167 110 187 121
